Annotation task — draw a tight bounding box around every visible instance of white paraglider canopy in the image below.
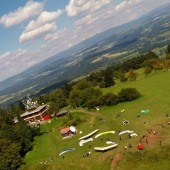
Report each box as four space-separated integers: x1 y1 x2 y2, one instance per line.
70 126 76 133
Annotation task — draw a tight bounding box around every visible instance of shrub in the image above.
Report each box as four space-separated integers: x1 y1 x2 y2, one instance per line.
100 93 119 106
126 69 138 81
118 88 140 102
99 81 105 88
119 73 128 83
143 67 152 76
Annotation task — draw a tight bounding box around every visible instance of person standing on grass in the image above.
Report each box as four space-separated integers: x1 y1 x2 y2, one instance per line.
146 139 148 144
125 146 128 150
160 141 162 146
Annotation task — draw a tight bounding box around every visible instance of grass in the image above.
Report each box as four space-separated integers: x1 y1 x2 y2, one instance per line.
20 70 170 170
116 146 170 170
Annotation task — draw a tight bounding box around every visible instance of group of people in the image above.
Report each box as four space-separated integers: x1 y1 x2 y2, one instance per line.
124 143 132 150
39 156 53 165
83 151 92 158
39 160 48 165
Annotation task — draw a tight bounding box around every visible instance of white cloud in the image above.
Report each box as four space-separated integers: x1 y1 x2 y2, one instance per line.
0 49 28 61
44 27 67 43
19 22 57 43
75 14 99 28
115 1 127 10
25 10 62 32
0 1 44 27
0 48 54 81
19 10 62 43
0 49 30 79
1 0 170 82
0 51 11 60
66 0 112 16
11 49 28 60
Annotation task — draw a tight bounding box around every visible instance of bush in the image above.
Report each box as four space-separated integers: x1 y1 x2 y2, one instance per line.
99 81 105 88
126 69 138 81
100 93 119 106
118 88 140 102
119 73 128 83
86 99 100 109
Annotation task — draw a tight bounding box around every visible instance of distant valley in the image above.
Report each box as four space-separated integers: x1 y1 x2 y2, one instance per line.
0 4 170 106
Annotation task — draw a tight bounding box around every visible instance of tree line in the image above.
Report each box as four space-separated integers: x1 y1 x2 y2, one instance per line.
0 108 40 170
36 45 170 114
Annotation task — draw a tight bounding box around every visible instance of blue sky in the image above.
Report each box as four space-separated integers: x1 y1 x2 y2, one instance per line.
0 0 170 82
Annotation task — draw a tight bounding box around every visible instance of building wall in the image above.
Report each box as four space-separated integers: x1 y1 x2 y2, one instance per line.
23 107 48 124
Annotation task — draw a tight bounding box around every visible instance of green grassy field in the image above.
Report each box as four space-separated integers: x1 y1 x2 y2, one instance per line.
20 70 170 170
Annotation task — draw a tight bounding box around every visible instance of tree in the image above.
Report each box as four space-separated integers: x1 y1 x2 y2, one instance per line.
69 90 82 108
100 93 119 106
113 71 122 79
152 60 164 71
119 72 128 83
99 79 105 88
104 69 115 87
48 89 68 108
167 44 170 54
118 88 140 102
166 53 170 59
143 67 152 76
126 69 138 81
166 45 170 59
0 104 40 170
87 71 103 83
62 83 72 97
147 51 158 59
1 121 33 156
162 59 170 71
0 109 36 156
73 79 90 90
82 88 103 108
19 101 25 111
34 95 46 104
0 139 22 170
48 102 59 115
85 98 100 109
69 87 102 108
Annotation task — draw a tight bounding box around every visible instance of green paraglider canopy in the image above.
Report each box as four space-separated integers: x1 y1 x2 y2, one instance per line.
140 109 150 114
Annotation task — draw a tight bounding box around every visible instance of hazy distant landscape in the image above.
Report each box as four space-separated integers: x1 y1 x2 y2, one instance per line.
0 4 170 106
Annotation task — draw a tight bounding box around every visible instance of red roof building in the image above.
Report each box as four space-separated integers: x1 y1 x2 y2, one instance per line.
60 127 71 138
20 96 48 124
21 104 48 124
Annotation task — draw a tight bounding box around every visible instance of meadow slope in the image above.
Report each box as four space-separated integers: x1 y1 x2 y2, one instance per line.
20 71 170 170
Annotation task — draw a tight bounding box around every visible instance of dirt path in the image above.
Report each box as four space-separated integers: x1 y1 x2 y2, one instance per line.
110 153 123 170
70 109 101 116
145 134 161 144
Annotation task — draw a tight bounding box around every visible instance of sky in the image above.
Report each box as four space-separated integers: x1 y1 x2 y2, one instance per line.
0 0 170 82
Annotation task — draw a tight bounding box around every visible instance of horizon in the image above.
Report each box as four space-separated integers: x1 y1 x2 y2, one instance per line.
0 0 170 82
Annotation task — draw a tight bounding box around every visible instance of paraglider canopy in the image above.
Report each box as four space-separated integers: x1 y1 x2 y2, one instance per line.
70 126 76 133
137 143 143 150
140 109 150 114
121 109 125 113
